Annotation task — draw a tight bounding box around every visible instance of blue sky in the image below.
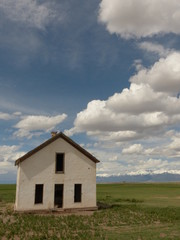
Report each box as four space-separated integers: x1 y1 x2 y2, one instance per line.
1 0 180 182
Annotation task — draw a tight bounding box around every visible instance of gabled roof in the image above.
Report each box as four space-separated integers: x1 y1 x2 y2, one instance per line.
15 132 100 166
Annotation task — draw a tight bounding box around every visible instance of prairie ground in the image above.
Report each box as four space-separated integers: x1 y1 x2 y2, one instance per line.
0 183 180 239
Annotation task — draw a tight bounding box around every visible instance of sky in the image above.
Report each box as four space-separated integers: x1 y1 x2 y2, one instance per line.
1 0 180 182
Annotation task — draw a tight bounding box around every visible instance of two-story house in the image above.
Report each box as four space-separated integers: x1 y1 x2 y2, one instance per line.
14 132 100 212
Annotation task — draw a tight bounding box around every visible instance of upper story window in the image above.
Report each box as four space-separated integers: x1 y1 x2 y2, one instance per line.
56 153 64 173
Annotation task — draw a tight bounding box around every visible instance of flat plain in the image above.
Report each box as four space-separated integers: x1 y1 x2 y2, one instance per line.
0 183 180 239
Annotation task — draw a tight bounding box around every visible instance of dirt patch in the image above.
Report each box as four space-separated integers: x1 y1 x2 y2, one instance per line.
160 233 166 238
28 210 95 217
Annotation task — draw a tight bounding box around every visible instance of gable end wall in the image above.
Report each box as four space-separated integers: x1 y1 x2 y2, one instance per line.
15 138 97 211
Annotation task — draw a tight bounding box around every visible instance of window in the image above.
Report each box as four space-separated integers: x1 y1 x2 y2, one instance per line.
35 184 43 204
74 184 82 202
56 153 64 173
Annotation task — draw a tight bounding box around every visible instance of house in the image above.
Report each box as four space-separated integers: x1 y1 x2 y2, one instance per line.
14 132 100 212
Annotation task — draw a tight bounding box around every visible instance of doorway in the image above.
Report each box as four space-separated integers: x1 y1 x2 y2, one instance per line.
54 184 63 208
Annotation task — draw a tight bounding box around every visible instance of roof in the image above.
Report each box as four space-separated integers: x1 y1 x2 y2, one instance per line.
15 132 100 166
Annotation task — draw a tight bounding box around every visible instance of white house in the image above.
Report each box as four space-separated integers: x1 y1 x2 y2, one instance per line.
14 132 100 212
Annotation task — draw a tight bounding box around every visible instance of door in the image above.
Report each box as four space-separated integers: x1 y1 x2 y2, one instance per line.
54 184 63 208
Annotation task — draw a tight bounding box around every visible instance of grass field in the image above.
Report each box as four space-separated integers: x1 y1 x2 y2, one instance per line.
0 183 180 239
97 183 180 207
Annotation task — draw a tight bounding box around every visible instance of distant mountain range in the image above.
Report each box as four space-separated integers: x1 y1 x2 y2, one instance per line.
1 173 180 184
96 173 180 183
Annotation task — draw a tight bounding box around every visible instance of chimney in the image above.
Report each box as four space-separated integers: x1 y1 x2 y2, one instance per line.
51 131 58 137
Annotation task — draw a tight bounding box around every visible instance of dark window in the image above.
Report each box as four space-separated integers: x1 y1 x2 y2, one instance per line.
56 153 64 173
74 184 82 202
35 184 43 204
54 184 63 208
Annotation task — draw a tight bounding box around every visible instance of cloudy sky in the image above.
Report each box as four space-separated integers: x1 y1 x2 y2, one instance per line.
1 0 180 182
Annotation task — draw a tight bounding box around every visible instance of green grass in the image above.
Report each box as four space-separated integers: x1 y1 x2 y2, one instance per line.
97 183 180 207
0 183 180 239
0 184 16 203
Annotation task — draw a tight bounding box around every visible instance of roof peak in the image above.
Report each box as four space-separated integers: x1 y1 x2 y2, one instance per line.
15 132 100 166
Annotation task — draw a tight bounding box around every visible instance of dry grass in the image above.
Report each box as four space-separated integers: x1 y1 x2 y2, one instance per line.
1 183 180 239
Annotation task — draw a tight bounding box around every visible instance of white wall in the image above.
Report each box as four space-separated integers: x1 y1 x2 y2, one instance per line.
15 138 97 211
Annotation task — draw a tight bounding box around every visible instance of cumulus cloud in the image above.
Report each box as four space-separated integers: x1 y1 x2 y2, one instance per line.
68 87 179 142
99 0 180 38
130 52 180 95
67 51 180 145
107 84 173 114
0 0 60 30
14 114 67 138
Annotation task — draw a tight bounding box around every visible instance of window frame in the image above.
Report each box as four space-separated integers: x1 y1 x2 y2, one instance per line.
55 153 65 173
74 184 82 203
34 184 44 204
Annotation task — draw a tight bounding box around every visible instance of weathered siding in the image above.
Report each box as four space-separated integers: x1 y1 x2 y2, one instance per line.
15 138 97 211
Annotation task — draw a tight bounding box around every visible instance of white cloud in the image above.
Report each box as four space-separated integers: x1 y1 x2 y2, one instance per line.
88 131 140 142
107 84 171 114
138 42 172 57
0 112 12 120
109 155 118 161
13 112 22 116
0 111 21 120
67 51 180 146
0 145 25 162
169 137 180 152
92 129 180 176
130 52 180 95
0 0 60 30
122 144 143 155
133 59 144 72
0 145 25 175
96 154 180 176
99 0 180 38
14 114 67 138
68 87 179 142
126 158 180 175
64 127 77 137
96 145 180 176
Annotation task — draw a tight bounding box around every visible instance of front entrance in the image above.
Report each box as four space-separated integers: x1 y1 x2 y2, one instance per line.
54 184 63 208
